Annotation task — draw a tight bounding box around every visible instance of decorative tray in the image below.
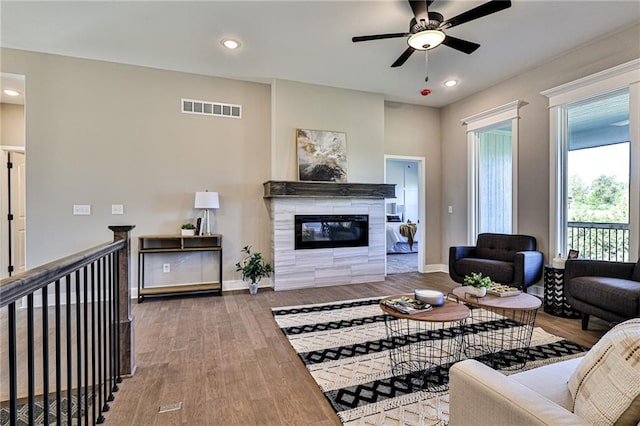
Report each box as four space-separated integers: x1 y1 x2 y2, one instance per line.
487 283 521 297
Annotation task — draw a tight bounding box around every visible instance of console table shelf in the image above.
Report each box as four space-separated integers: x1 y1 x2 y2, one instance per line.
137 234 222 302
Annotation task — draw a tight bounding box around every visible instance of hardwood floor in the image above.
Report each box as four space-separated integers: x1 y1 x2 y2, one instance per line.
100 272 609 425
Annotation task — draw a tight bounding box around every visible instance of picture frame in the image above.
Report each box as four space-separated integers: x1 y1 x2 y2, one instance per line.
568 249 579 259
296 128 347 182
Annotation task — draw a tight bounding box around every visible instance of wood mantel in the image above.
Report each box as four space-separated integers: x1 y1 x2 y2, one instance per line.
263 180 395 199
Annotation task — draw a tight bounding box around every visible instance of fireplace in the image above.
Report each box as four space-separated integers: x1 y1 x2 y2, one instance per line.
295 214 369 250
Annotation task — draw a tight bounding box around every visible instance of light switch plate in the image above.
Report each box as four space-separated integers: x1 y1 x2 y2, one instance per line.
73 204 91 215
111 204 124 215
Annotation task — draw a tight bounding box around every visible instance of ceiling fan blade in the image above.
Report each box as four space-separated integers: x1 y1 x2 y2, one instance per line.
441 35 480 54
408 0 428 22
440 0 512 30
352 33 409 42
391 46 416 67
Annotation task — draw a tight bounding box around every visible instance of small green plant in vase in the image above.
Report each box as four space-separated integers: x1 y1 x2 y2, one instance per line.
181 222 196 236
462 272 493 297
235 245 273 295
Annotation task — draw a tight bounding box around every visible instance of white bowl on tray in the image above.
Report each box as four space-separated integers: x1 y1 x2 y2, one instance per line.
414 289 444 306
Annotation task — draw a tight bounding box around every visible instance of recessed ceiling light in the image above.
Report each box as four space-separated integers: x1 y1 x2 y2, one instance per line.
444 80 458 87
221 39 240 49
3 89 20 96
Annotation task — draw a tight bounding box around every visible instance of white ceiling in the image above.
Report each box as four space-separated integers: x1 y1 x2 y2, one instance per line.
1 1 639 107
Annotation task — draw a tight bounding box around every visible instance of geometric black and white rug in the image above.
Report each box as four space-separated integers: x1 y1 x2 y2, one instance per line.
272 296 588 425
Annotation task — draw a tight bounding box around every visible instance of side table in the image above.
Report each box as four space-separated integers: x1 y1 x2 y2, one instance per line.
543 265 580 318
380 296 470 393
450 287 541 370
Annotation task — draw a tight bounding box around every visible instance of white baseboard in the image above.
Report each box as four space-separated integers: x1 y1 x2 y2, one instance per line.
422 263 448 273
129 278 274 299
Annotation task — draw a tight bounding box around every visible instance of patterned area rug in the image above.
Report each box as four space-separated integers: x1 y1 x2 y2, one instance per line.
272 296 588 425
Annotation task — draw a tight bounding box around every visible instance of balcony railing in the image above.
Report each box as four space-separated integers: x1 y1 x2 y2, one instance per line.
567 221 630 262
0 225 135 425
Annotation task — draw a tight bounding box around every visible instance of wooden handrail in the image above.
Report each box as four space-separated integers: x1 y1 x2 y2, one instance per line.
0 240 124 307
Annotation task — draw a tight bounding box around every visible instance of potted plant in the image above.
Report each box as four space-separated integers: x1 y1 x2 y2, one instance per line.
462 272 492 297
235 245 273 295
181 222 196 236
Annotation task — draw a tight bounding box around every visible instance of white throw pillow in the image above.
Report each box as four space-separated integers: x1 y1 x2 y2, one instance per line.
568 318 640 425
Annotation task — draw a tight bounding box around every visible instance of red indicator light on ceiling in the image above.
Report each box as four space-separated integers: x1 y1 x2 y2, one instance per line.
421 89 431 96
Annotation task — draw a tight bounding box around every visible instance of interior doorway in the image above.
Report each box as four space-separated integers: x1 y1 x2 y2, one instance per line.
1 73 26 279
384 156 425 274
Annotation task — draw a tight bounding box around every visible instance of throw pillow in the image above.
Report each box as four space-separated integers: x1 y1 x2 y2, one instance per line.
568 318 640 425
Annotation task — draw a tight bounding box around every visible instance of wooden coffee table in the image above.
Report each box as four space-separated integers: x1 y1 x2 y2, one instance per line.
450 286 542 369
380 295 470 393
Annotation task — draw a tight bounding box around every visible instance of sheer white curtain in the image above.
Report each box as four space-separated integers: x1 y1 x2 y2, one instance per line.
478 127 512 234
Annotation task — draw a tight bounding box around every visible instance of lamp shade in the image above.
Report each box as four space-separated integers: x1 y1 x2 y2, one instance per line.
194 191 219 209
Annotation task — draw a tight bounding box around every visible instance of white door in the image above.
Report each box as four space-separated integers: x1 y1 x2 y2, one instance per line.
1 149 26 277
11 151 26 274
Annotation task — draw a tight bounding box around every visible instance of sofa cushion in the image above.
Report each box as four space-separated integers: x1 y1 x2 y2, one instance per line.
568 318 640 425
632 258 640 282
455 258 514 284
568 276 640 318
511 357 583 411
475 233 536 262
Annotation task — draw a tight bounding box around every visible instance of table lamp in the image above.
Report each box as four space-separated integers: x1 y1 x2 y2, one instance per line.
194 191 219 235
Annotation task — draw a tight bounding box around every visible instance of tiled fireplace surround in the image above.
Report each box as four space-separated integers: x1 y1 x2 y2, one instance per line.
264 181 395 291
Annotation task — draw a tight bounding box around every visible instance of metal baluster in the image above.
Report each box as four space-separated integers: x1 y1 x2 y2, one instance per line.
115 251 122 385
66 275 73 425
108 253 115 398
84 266 90 425
102 257 110 411
55 279 62 424
42 286 50 425
27 293 35 425
91 262 98 425
96 259 105 423
76 270 83 424
7 302 17 426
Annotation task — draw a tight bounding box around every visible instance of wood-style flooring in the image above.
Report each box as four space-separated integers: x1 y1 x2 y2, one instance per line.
101 272 608 425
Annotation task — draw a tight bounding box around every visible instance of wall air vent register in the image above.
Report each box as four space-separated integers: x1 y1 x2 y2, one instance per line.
181 98 242 118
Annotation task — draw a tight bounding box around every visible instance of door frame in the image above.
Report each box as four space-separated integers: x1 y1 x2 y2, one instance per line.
1 145 26 279
384 155 426 274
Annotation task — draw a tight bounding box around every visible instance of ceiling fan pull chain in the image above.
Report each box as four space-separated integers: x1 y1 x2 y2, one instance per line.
424 49 429 82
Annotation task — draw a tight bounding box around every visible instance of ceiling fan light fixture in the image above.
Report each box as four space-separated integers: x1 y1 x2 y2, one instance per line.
407 30 445 50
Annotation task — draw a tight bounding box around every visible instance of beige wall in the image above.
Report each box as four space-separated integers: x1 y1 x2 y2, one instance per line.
384 102 442 265
0 48 272 284
271 79 385 183
1 103 25 146
440 23 640 263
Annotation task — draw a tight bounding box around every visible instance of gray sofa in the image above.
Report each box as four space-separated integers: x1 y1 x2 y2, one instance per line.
564 258 640 329
449 233 544 291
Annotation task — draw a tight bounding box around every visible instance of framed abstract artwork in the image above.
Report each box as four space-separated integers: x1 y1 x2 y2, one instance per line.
296 128 347 182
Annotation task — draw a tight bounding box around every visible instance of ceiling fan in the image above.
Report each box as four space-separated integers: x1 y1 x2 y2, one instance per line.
352 0 512 80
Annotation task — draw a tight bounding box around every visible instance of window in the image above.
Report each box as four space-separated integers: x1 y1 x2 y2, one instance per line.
543 59 639 261
463 101 522 243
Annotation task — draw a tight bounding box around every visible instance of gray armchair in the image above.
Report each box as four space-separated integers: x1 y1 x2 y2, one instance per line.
449 233 544 292
564 258 640 329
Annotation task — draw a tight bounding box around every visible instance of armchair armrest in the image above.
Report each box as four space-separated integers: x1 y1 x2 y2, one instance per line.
449 246 477 283
449 360 588 426
514 250 544 289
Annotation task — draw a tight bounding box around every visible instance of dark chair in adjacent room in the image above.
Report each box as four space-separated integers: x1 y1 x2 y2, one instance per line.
449 233 544 292
564 258 640 329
